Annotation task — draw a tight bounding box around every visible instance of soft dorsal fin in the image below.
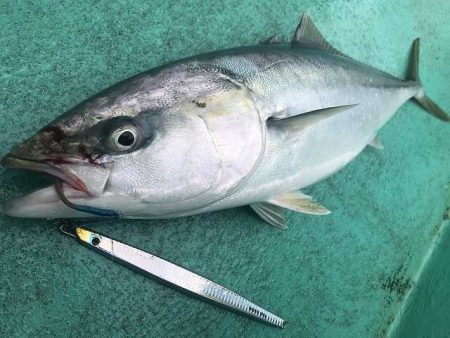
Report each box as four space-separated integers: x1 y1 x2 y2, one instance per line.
291 12 345 56
269 190 331 216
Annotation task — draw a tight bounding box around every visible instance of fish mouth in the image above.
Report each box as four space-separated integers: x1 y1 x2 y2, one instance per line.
1 155 89 194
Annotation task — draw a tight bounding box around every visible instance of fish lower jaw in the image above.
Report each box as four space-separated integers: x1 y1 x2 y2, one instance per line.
3 184 95 218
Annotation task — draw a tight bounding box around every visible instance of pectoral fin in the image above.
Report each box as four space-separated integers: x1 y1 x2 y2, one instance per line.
268 104 358 133
269 191 331 215
250 203 287 229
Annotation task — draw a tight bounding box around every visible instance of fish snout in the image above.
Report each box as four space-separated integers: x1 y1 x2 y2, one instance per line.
2 126 69 163
1 123 89 168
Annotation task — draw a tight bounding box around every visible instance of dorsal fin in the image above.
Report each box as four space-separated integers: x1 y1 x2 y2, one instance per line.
291 12 345 56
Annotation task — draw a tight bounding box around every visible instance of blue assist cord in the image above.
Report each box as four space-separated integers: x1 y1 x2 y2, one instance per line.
55 180 122 218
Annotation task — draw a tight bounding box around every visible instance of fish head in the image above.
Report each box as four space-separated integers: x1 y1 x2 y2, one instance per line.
2 67 264 218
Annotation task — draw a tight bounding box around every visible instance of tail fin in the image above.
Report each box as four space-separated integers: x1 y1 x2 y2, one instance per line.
407 38 449 122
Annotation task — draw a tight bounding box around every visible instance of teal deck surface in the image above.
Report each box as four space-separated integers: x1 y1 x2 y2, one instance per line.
0 1 449 337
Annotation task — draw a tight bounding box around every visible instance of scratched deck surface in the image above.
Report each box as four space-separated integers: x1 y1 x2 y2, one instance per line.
0 1 449 337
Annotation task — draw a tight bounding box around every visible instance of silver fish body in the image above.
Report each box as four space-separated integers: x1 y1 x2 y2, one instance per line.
2 14 447 226
187 46 419 215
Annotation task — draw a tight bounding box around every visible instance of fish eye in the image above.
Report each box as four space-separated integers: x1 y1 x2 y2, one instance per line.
117 130 135 146
111 126 138 151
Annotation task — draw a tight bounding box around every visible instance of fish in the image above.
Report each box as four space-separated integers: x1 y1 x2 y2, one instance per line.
2 13 448 228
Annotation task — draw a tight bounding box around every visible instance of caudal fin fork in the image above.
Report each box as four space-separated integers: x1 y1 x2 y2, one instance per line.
408 38 450 122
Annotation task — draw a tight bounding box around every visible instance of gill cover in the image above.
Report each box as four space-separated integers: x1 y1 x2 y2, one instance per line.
134 82 264 215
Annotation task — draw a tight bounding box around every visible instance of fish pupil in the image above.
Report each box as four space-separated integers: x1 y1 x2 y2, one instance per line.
118 131 135 146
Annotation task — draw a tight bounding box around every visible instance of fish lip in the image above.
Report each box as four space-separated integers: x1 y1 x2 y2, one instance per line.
1 155 89 194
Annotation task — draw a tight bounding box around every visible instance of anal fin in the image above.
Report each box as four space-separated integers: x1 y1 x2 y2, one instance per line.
368 135 384 150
